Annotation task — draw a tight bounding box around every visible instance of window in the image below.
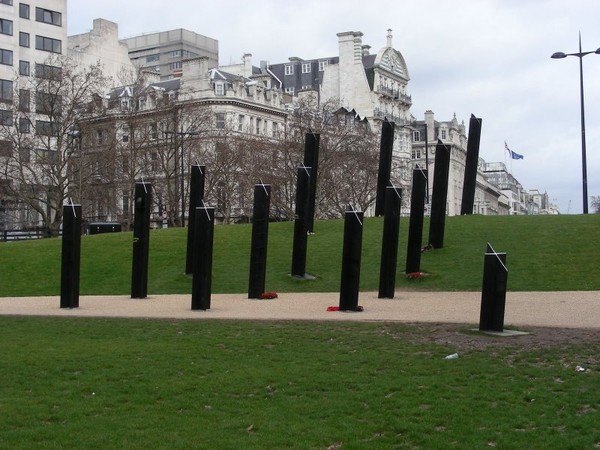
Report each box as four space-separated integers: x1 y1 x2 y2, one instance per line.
35 7 61 26
146 54 159 63
148 152 158 172
412 131 420 141
215 82 224 96
18 89 29 112
35 120 59 137
256 118 261 134
284 87 295 95
122 191 129 213
318 60 328 71
0 0 13 4
0 48 12 65
0 109 11 126
0 79 12 102
122 125 129 142
284 65 293 75
272 122 279 136
215 113 225 129
19 60 29 76
35 35 62 53
149 123 157 140
35 147 58 164
19 146 30 162
96 129 104 145
301 63 311 74
169 61 182 70
19 3 29 19
0 19 12 36
35 63 61 80
19 117 30 133
0 139 13 157
170 50 182 58
238 114 244 131
36 91 60 115
440 129 447 140
18 32 29 48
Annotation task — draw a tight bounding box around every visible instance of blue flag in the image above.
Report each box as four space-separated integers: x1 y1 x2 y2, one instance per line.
505 142 524 160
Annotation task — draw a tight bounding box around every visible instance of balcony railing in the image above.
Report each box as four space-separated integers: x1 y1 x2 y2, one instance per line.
376 85 412 105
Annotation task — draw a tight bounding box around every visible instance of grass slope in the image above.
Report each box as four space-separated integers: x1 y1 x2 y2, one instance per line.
1 214 599 297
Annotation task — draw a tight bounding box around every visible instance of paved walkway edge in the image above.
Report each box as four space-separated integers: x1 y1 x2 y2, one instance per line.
1 291 598 328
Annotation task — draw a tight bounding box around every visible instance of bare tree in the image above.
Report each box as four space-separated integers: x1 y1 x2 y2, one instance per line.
591 196 600 214
0 55 109 233
283 97 381 218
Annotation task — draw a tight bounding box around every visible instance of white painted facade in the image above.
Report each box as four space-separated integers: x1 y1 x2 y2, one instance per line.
68 18 136 85
0 0 68 228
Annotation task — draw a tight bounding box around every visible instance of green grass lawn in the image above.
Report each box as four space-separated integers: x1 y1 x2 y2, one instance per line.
2 216 599 448
1 214 599 297
1 317 598 449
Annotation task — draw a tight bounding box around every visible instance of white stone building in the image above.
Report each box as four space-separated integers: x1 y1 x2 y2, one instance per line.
76 54 289 225
67 18 136 85
121 29 219 80
411 111 510 216
0 0 67 230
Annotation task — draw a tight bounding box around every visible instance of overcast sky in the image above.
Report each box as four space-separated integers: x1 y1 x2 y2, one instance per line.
67 0 600 214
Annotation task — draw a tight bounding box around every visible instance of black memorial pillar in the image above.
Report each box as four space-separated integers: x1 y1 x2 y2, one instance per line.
405 168 427 274
428 140 452 249
303 133 320 233
375 120 395 216
131 181 152 299
339 209 364 311
460 114 482 215
378 186 402 298
479 244 508 332
191 206 215 310
248 183 271 299
60 203 82 309
291 166 311 277
185 165 206 275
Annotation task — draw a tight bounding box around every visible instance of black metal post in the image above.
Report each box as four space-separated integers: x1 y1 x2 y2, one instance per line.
185 165 206 275
479 245 508 332
339 209 364 311
460 114 482 215
303 133 320 233
378 186 402 298
248 184 271 298
291 166 311 277
60 204 82 309
375 120 395 216
405 168 427 274
428 140 452 249
191 206 215 310
131 181 152 299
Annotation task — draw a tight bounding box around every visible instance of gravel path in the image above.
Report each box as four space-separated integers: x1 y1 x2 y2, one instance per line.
1 291 599 329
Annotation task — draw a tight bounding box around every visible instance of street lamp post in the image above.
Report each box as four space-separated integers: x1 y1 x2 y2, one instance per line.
164 129 201 226
551 33 600 214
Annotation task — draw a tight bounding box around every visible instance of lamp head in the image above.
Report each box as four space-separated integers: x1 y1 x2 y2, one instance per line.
595 48 600 54
551 52 567 59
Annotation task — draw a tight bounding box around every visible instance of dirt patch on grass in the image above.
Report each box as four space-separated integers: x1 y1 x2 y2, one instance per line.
394 322 600 353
